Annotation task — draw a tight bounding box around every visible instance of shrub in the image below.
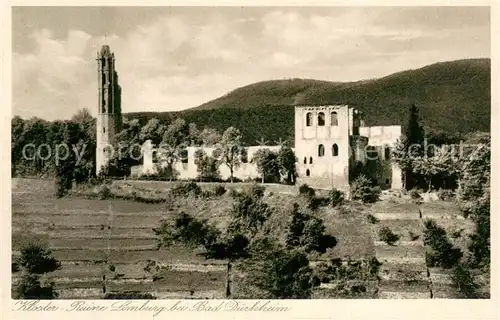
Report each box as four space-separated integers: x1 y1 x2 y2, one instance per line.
451 263 480 298
328 188 345 207
409 189 421 199
228 191 271 237
350 175 380 203
423 219 463 268
368 257 382 276
248 184 265 199
408 231 420 241
250 247 314 299
437 189 455 201
338 205 353 215
306 196 330 211
366 214 379 224
15 274 58 299
229 189 241 198
94 184 113 200
14 242 61 299
153 212 221 249
298 184 315 198
378 226 399 245
170 181 202 197
205 233 250 260
213 185 227 196
312 262 334 283
16 243 61 274
285 203 337 253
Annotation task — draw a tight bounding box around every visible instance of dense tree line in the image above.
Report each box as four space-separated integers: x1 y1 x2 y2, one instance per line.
12 109 96 198
12 109 299 196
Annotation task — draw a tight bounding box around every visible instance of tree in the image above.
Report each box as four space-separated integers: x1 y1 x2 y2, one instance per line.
412 146 459 191
13 242 61 299
277 145 297 184
405 104 425 148
216 127 244 183
200 128 222 146
70 109 97 184
451 263 480 298
162 118 191 148
285 203 336 253
458 142 490 202
193 149 221 182
251 148 280 183
401 104 425 189
139 118 166 145
248 245 314 299
228 189 271 238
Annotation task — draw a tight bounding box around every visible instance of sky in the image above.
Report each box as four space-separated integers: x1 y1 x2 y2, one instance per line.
12 6 490 120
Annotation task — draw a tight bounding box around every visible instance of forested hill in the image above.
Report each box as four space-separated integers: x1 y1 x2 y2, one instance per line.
125 58 490 145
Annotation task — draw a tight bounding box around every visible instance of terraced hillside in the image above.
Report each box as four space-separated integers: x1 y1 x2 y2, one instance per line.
12 179 484 299
12 179 228 299
12 179 377 299
369 197 482 298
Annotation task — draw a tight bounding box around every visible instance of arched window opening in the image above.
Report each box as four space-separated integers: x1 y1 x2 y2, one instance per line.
332 144 339 157
385 179 390 185
318 112 325 126
331 112 338 126
318 144 325 157
303 157 307 164
384 147 391 160
180 149 189 164
309 157 313 164
367 146 378 160
306 112 313 126
306 169 310 177
241 148 248 163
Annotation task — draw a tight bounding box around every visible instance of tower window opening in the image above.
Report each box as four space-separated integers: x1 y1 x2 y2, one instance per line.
306 169 310 177
332 144 339 157
241 149 248 163
180 149 189 164
385 147 391 160
318 112 325 126
309 157 313 164
331 112 338 126
306 112 313 126
303 157 307 164
103 127 105 133
318 144 325 157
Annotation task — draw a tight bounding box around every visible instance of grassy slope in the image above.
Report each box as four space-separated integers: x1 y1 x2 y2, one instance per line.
126 59 490 144
12 179 375 299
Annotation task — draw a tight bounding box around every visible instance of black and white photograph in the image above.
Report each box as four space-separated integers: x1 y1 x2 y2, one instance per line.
8 5 493 303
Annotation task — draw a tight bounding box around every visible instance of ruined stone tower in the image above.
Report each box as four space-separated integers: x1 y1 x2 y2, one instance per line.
96 45 122 175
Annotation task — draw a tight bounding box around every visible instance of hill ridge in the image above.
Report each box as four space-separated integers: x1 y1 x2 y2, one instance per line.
125 58 490 144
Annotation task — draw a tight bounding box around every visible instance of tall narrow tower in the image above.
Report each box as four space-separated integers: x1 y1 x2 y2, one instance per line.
96 45 122 176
